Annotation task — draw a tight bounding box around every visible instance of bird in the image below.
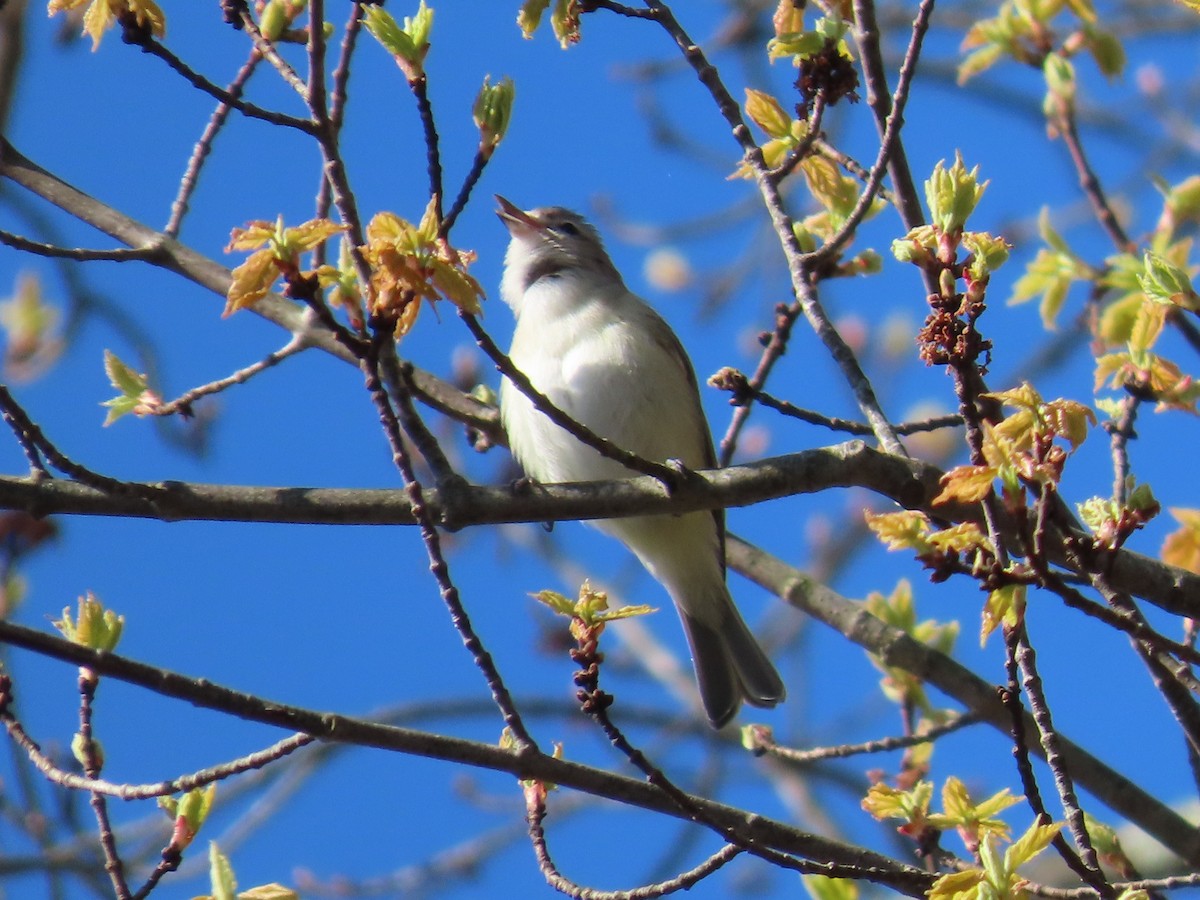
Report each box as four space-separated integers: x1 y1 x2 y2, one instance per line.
495 195 785 728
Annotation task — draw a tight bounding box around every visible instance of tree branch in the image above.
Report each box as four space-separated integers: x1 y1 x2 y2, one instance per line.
0 618 932 895
0 137 503 444
727 536 1200 867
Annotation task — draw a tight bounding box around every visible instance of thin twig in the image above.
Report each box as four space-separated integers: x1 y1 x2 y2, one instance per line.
129 34 313 132
582 0 656 17
1094 576 1200 755
361 325 538 752
577 656 924 886
234 6 310 99
1028 872 1200 898
636 0 907 458
0 137 501 442
411 75 445 223
732 539 1200 866
0 385 152 498
808 0 935 265
767 91 827 184
812 139 897 206
75 671 132 899
441 147 490 237
1012 627 1111 895
0 230 164 262
1169 307 1200 355
328 3 363 134
752 713 981 763
1105 394 1140 506
387 358 465 491
850 0 929 234
712 370 962 436
165 51 262 238
1053 99 1135 253
311 3 365 267
0 383 48 478
307 0 328 131
0 581 1183 875
3 705 314 799
1038 569 1200 668
148 334 306 417
526 786 741 898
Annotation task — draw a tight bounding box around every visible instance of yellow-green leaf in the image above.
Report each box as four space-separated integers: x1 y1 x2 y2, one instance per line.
927 522 988 554
474 75 516 149
101 350 157 424
865 511 932 552
982 584 1025 645
1005 819 1062 869
239 885 300 900
223 249 279 316
861 781 933 822
924 153 986 234
209 841 237 900
928 867 983 900
53 592 124 652
803 875 858 900
517 0 550 37
1163 508 1200 573
934 465 997 505
744 88 793 140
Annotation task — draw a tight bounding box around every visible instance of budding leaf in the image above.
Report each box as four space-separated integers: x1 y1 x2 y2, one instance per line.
54 592 124 652
924 153 986 234
474 75 516 151
101 350 157 425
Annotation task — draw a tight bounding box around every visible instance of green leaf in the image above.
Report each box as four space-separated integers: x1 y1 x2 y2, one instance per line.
1096 292 1143 345
549 0 581 47
363 6 416 61
1006 819 1061 868
53 592 124 652
71 732 104 770
924 153 986 233
104 349 147 398
804 875 858 900
209 841 238 900
1037 207 1069 254
531 588 575 617
517 0 550 37
474 75 515 150
981 584 1025 646
1138 251 1199 309
929 868 983 900
962 231 1011 279
957 43 1005 84
168 784 218 851
744 88 794 140
363 2 432 77
1085 25 1125 77
1043 52 1075 102
240 885 301 900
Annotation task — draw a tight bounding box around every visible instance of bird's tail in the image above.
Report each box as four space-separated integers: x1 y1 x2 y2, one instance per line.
678 589 785 729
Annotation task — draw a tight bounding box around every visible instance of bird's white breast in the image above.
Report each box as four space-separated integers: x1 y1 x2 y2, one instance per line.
500 273 710 485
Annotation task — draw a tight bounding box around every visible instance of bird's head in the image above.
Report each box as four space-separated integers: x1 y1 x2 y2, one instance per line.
495 196 622 307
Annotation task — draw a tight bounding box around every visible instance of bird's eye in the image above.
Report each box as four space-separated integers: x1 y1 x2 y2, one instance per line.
551 221 580 237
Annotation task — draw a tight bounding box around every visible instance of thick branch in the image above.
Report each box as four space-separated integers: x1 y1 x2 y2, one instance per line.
726 537 1200 867
0 137 502 443
0 619 931 895
0 443 1195 619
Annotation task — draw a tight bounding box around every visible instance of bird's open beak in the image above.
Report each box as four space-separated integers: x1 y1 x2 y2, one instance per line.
495 195 542 236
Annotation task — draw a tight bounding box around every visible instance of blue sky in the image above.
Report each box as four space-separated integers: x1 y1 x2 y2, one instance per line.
2 2 1199 897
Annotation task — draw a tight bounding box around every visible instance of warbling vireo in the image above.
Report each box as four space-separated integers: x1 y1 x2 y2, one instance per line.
496 196 785 728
